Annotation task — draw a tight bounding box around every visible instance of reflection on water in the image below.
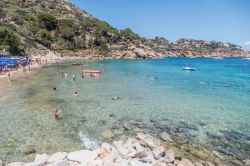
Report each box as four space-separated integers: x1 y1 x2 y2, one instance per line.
0 58 250 163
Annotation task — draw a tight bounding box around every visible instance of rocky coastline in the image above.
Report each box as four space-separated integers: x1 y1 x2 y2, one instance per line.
3 133 249 166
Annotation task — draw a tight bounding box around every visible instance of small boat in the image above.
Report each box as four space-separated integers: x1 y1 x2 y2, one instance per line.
212 57 224 60
243 58 250 61
83 70 102 74
182 67 196 71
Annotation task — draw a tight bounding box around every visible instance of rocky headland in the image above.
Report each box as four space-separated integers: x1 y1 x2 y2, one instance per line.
0 0 250 59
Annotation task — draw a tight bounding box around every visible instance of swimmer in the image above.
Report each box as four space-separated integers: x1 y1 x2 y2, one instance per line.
72 73 76 81
54 109 62 119
53 87 57 91
74 91 79 96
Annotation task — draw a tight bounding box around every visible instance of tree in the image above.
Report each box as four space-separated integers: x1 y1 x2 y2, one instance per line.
38 12 58 31
0 27 22 55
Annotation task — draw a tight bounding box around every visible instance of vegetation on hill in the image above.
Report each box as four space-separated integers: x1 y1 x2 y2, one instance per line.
0 0 248 57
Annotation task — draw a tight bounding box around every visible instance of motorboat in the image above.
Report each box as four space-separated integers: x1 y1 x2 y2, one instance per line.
182 67 196 71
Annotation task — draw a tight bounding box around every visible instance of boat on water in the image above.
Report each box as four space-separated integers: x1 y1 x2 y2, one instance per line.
212 57 224 59
243 58 250 61
83 70 102 74
83 70 102 77
182 67 196 71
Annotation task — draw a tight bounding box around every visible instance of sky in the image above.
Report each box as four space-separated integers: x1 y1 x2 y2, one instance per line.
69 0 250 50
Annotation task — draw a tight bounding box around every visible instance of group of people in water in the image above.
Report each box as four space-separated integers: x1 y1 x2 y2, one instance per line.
53 70 86 120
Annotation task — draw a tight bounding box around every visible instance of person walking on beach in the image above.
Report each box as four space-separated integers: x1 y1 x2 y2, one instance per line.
8 72 11 80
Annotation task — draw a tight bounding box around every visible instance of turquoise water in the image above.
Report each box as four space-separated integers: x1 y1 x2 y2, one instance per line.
0 58 250 163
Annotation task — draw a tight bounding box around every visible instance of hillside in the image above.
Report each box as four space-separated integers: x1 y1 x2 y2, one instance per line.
0 0 249 58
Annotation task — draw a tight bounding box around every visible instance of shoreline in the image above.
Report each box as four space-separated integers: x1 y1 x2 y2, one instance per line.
1 133 241 166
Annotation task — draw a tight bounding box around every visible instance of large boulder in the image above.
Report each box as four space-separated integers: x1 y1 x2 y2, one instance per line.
152 146 165 160
34 154 49 166
165 149 175 163
67 150 98 164
136 133 160 150
6 162 24 166
48 152 68 163
177 158 194 166
159 132 172 142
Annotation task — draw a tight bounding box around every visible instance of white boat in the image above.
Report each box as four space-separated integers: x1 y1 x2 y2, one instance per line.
243 58 250 61
212 57 224 59
182 67 196 71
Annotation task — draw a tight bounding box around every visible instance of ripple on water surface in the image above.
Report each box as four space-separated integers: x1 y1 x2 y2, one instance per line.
0 58 250 163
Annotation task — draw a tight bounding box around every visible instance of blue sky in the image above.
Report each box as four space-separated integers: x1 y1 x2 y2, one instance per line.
69 0 250 50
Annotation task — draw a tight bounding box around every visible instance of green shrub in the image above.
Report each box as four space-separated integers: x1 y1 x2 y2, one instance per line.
0 27 22 55
37 29 52 47
59 25 74 41
38 12 58 31
22 15 36 22
121 28 139 40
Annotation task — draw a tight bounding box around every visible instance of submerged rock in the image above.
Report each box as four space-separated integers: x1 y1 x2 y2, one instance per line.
136 133 160 150
123 121 133 131
113 128 124 135
159 132 172 142
101 129 114 139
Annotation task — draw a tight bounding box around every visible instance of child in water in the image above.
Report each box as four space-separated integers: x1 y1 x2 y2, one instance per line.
54 109 62 120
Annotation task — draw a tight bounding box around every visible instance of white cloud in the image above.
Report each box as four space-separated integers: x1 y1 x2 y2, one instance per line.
244 41 250 45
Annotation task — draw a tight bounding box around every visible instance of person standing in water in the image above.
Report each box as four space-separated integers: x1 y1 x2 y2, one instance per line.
72 73 76 81
81 72 84 79
54 109 62 120
74 91 79 96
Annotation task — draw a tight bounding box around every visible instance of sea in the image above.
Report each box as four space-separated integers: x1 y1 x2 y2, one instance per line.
0 57 250 163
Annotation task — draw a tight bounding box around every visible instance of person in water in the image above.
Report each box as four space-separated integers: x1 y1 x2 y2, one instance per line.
74 91 79 96
81 72 84 79
72 73 76 81
53 87 57 91
54 109 62 119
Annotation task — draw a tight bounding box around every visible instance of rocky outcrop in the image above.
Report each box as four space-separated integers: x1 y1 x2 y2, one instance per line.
2 133 231 166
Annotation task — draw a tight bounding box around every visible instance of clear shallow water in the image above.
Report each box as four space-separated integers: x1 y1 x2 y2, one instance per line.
0 58 250 163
